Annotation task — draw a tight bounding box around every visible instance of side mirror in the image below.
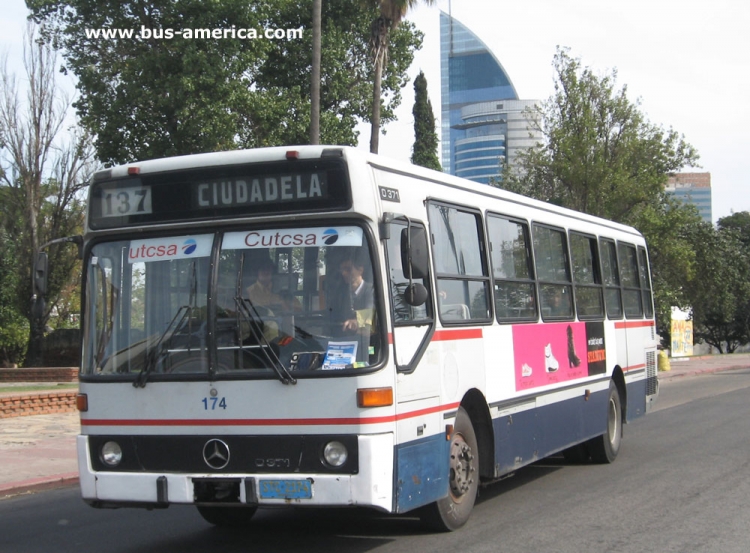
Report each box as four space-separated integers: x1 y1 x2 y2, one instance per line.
34 252 49 295
403 283 428 306
400 227 429 280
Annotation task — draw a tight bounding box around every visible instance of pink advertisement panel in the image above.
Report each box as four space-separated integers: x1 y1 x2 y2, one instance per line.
513 322 597 391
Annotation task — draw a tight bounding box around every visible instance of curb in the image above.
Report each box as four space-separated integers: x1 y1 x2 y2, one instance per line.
659 364 750 381
0 473 79 500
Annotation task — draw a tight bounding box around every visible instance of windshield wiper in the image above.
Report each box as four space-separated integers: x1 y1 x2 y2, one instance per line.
133 305 191 388
235 296 297 385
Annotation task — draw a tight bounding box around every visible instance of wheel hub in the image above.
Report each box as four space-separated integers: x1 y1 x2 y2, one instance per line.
449 435 475 498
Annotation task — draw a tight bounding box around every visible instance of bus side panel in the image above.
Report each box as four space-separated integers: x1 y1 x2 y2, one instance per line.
394 434 450 513
492 387 609 475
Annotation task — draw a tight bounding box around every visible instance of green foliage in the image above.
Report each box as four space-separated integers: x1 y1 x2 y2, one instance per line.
28 0 423 163
633 195 703 344
0 226 29 366
246 0 422 148
1 25 92 366
684 221 750 353
498 48 703 341
411 70 441 171
505 48 699 222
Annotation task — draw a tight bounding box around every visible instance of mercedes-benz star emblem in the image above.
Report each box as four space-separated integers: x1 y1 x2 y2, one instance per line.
202 439 230 470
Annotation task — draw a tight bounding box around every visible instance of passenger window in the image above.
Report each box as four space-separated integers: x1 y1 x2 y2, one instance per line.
638 246 654 318
487 215 537 322
599 239 623 319
533 224 573 320
569 233 604 319
618 242 643 318
428 203 491 323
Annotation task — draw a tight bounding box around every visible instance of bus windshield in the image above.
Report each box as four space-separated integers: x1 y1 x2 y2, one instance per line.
82 225 383 380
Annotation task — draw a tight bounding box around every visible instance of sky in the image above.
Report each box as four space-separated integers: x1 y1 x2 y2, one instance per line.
2 0 748 224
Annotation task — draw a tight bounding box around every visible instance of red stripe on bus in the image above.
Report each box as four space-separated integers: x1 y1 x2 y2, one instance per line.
614 320 655 329
388 328 483 344
623 363 646 372
80 402 462 428
432 329 483 341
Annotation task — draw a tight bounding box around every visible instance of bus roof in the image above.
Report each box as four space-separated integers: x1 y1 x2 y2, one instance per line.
93 145 643 239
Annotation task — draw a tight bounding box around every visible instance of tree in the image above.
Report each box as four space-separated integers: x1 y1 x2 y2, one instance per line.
29 0 423 162
411 70 440 171
504 48 698 222
0 24 95 366
684 222 750 353
29 0 271 165
0 225 29 366
310 0 322 144
363 0 435 154
247 0 422 148
498 48 701 340
718 211 750 250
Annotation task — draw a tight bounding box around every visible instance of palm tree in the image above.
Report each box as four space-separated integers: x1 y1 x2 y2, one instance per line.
365 0 435 154
310 0 322 144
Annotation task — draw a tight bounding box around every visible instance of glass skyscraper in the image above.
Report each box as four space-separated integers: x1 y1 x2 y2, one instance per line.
440 11 538 184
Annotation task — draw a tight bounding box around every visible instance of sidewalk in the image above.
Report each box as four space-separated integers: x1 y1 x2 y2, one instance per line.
2 352 750 500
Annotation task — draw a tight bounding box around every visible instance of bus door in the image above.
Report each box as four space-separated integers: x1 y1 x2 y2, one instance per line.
384 218 446 511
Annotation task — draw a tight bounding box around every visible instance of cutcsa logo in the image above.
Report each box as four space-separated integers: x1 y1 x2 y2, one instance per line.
182 238 198 255
322 229 338 245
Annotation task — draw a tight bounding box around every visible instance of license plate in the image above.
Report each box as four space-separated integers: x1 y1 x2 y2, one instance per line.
258 479 313 499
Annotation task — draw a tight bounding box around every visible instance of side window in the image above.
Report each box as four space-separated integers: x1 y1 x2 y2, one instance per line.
638 246 654 318
533 224 574 320
385 221 433 324
487 215 537 322
618 242 643 318
599 239 623 319
569 232 604 319
428 203 491 323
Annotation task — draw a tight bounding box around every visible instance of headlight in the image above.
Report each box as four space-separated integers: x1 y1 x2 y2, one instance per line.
323 441 348 468
101 441 123 466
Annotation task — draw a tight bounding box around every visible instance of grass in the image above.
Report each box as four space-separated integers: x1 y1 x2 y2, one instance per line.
0 383 78 394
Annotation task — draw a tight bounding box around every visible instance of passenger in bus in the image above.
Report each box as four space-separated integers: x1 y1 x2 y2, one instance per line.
336 252 374 333
245 257 301 312
545 286 572 318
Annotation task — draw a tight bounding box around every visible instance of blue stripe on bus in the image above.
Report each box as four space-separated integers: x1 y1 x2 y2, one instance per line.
626 377 647 421
395 378 646 512
492 387 607 474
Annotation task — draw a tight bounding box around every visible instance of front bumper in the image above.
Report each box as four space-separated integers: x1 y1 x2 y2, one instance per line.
77 433 394 512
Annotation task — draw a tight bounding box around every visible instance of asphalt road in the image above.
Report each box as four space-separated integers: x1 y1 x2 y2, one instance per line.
2 369 750 553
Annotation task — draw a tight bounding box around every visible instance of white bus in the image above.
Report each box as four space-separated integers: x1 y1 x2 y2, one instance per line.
71 146 657 531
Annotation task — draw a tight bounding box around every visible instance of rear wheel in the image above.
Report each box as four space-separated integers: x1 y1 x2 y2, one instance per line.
421 406 479 532
588 381 622 464
196 505 257 527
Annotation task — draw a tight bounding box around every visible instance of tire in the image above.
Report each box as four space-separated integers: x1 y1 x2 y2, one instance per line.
196 505 257 527
421 406 479 532
588 381 622 464
562 442 589 464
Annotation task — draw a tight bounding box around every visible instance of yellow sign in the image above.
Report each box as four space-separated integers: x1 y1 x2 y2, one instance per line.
671 318 693 357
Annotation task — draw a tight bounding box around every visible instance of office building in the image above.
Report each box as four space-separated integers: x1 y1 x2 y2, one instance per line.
665 172 712 223
440 11 540 184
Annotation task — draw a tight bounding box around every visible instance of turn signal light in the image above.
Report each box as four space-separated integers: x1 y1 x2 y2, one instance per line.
76 393 88 412
357 387 393 408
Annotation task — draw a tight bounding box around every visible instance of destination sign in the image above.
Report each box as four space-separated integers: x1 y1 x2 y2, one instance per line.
193 172 325 210
88 159 351 230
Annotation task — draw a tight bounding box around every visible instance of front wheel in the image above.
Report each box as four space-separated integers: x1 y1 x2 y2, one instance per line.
196 505 257 527
588 381 622 464
421 406 479 532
